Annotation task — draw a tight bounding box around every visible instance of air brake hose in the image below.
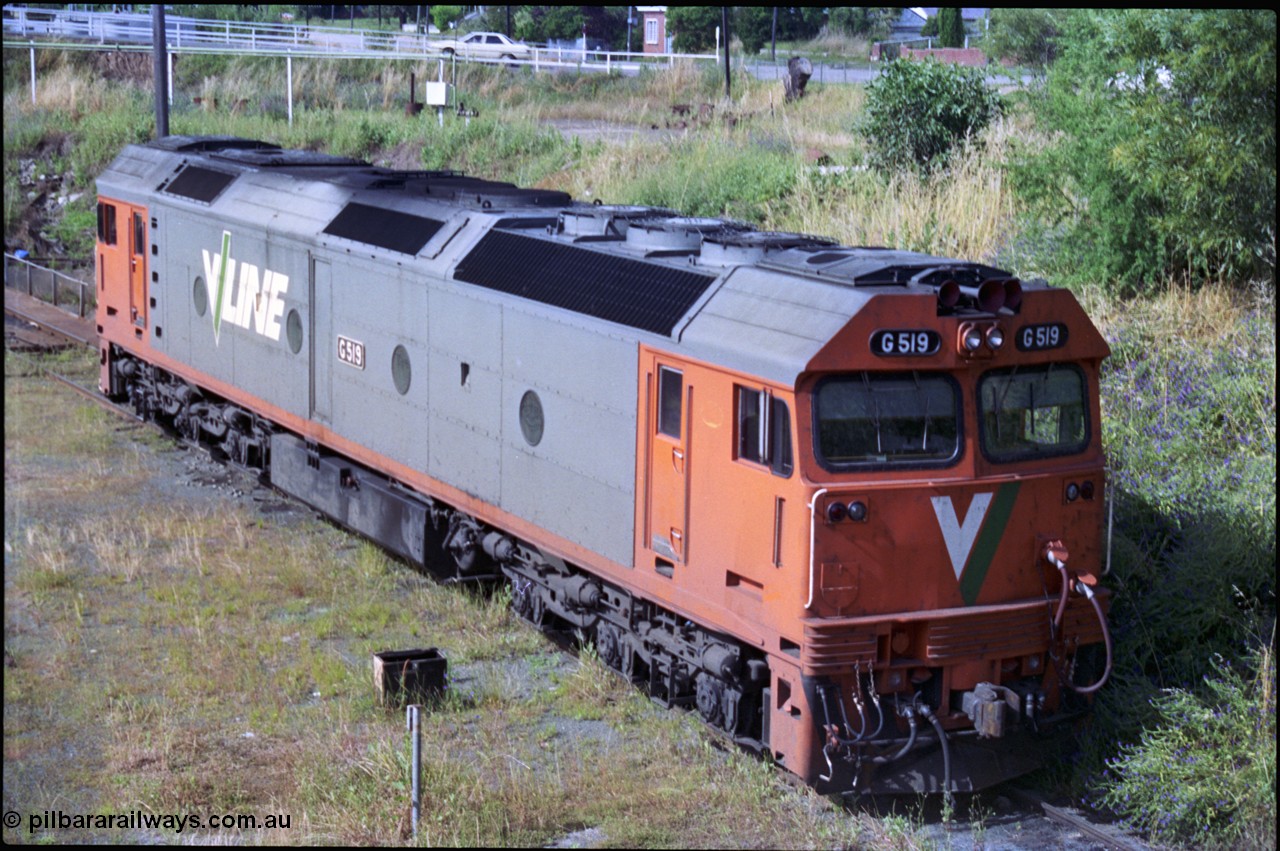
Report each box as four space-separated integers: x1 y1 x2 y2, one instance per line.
1066 580 1113 695
919 703 952 808
1049 551 1113 694
870 705 918 764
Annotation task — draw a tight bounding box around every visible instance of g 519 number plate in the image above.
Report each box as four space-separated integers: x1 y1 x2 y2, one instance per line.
337 334 366 369
1016 323 1068 351
871 329 941 357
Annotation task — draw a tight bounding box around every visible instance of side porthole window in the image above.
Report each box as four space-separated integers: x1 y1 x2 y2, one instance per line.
657 366 682 439
519 390 544 446
392 344 412 395
286 309 303 354
193 276 208 316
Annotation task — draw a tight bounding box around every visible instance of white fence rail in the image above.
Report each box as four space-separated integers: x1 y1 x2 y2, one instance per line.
2 5 715 71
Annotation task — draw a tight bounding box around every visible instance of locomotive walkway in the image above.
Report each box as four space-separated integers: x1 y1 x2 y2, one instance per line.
4 290 96 350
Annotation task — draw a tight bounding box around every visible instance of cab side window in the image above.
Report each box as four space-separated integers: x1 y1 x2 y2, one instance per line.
657 367 682 439
97 202 117 245
736 386 793 477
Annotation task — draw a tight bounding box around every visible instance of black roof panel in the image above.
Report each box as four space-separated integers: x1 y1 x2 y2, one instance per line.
454 231 716 336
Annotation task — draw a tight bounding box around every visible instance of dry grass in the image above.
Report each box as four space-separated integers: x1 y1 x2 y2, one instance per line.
5 352 884 846
767 116 1024 263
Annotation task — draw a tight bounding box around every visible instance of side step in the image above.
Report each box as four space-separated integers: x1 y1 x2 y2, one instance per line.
270 433 431 568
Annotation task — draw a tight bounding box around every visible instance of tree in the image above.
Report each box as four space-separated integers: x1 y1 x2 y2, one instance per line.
936 8 965 48
667 6 722 53
735 6 824 55
987 8 1063 67
430 5 465 32
1017 9 1276 288
828 7 897 41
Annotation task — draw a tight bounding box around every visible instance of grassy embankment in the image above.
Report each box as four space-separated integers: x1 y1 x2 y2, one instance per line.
4 48 1274 848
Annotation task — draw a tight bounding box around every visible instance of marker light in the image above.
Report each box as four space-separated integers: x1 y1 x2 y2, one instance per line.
963 327 984 351
848 501 868 522
1081 480 1096 500
986 326 1005 350
1066 482 1080 502
826 502 848 523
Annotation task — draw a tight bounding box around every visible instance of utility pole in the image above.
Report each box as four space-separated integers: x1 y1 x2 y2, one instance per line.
722 7 730 100
152 4 168 137
771 7 777 62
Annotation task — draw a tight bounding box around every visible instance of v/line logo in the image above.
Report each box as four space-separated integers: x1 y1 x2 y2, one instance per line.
202 230 290 345
930 483 1022 606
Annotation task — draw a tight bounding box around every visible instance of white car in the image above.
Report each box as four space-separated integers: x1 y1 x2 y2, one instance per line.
435 32 532 62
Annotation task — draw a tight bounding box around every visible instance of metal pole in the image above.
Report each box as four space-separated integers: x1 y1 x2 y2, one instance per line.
406 704 422 839
722 7 731 101
168 51 173 105
152 5 169 137
287 54 294 126
30 44 36 105
771 7 777 62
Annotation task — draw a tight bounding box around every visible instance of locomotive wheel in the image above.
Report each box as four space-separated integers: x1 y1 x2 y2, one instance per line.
695 672 725 727
596 622 625 672
511 577 545 627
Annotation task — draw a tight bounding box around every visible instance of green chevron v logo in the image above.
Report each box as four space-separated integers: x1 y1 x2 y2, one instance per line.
211 229 231 344
931 483 1021 605
199 230 290 346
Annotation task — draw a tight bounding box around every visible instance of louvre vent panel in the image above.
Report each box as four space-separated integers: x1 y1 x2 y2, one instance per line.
454 230 716 336
161 165 236 203
322 202 445 255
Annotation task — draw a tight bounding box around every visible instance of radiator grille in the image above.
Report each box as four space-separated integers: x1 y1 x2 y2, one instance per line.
454 230 716 336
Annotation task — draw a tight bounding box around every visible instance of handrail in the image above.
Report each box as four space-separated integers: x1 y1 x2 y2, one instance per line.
3 253 93 319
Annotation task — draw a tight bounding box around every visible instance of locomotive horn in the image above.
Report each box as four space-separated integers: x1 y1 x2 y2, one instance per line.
959 280 1006 313
1001 278 1023 311
936 279 961 308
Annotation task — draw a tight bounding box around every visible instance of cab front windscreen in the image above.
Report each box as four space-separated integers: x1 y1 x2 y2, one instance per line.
813 373 960 469
978 363 1088 461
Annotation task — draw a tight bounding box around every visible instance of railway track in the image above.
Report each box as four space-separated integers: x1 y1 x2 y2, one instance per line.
1008 787 1149 851
6 295 1151 851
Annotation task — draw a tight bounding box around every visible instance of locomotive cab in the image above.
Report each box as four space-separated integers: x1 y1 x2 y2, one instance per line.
783 277 1112 792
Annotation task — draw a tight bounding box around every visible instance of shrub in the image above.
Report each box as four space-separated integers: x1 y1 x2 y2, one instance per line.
1012 9 1276 292
1095 647 1276 849
1086 298 1277 845
986 8 1063 67
667 6 721 54
859 58 1001 175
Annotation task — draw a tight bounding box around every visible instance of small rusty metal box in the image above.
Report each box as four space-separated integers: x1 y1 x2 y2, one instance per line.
373 648 447 706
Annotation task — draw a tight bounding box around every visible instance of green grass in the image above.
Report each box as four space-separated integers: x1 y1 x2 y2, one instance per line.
4 353 878 847
4 43 1274 848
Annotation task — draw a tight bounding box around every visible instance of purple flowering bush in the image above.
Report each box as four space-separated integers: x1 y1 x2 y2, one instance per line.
1089 303 1276 847
1095 649 1275 848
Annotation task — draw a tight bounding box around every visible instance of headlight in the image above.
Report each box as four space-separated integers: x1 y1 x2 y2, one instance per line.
963 328 983 351
986 326 1005 350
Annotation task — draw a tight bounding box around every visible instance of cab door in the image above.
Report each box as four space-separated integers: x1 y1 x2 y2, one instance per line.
128 208 148 329
645 353 692 572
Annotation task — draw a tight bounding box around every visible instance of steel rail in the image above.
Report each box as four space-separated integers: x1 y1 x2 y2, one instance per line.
1008 787 1149 851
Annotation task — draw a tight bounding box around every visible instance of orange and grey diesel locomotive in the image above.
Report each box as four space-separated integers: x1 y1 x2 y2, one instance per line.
94 136 1112 794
